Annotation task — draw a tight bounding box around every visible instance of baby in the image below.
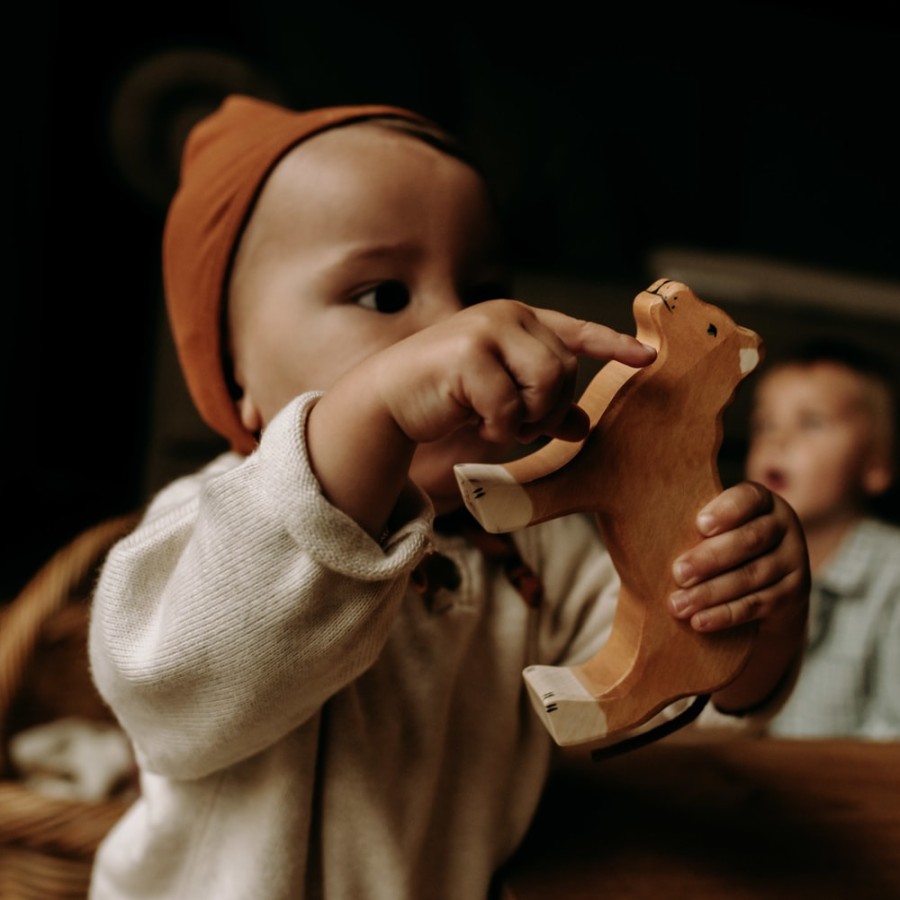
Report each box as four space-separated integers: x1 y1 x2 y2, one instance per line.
88 96 809 899
746 339 899 737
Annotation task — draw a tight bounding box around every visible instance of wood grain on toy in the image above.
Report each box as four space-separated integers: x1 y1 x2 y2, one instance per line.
455 279 763 746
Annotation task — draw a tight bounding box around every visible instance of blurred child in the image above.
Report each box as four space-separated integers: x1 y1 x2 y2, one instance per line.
746 339 900 738
88 95 809 899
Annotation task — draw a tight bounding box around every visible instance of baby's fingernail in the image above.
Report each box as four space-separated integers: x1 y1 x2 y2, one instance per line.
670 590 690 615
697 512 718 535
673 560 697 587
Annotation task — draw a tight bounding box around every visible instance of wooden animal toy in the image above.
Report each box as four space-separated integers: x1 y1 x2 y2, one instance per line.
454 279 763 747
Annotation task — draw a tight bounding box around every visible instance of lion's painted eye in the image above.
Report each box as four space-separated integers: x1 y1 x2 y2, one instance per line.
707 323 718 337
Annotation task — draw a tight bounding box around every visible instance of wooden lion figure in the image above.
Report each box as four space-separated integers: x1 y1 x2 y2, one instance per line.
455 279 763 747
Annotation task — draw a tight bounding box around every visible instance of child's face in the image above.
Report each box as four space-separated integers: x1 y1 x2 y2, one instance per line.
227 123 512 511
745 362 888 528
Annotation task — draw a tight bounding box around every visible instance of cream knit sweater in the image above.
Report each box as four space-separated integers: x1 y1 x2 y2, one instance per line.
89 393 768 899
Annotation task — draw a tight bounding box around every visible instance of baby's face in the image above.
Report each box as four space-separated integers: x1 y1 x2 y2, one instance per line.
227 122 512 510
745 362 884 528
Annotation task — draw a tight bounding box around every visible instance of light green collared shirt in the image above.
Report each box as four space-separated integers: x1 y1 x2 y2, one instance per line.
768 517 900 739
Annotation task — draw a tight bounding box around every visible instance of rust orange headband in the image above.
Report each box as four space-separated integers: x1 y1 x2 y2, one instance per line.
163 94 434 454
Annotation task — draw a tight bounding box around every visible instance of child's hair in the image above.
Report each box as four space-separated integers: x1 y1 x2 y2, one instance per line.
162 95 470 455
771 337 896 466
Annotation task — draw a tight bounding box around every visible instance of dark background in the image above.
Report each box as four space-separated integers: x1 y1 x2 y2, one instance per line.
5 2 900 599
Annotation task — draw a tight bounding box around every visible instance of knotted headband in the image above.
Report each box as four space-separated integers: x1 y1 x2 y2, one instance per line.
163 94 434 454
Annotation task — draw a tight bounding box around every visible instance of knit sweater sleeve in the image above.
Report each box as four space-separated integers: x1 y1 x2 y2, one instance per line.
89 393 433 780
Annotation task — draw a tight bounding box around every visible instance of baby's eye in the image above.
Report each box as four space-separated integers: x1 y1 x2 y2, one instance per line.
463 281 511 307
356 280 410 313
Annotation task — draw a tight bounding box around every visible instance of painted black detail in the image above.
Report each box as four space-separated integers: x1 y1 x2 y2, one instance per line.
589 694 711 762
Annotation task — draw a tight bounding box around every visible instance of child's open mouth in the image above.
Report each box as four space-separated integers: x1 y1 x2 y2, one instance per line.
762 468 787 493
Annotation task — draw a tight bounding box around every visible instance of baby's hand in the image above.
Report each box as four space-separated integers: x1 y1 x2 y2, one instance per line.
668 482 810 715
308 300 655 537
374 299 656 446
668 481 810 635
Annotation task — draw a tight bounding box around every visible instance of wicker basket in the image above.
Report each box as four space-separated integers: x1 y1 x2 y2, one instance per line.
0 513 140 900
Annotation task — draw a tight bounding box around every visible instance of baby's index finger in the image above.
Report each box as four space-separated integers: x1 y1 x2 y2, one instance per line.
532 307 657 368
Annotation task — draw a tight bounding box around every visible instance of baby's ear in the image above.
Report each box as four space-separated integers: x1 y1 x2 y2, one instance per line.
237 390 264 436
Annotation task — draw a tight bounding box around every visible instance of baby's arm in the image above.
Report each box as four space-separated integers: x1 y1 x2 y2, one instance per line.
667 482 810 716
89 398 433 779
306 299 657 536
